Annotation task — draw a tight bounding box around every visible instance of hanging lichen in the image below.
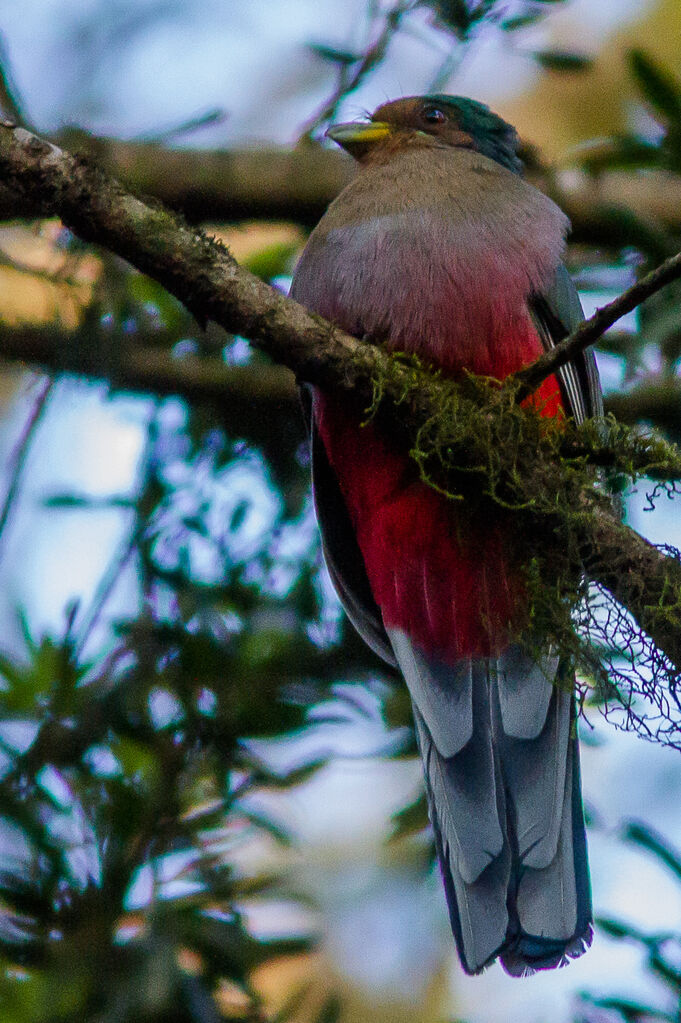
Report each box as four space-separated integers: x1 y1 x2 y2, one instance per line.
365 350 681 747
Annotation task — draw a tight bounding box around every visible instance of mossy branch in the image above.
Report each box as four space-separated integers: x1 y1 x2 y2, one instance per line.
1 122 681 669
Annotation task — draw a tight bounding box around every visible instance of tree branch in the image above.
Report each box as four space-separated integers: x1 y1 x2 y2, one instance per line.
0 324 300 458
0 375 52 557
605 378 681 431
0 320 662 431
1 123 681 667
0 324 297 407
1 130 681 238
0 133 355 225
0 127 378 390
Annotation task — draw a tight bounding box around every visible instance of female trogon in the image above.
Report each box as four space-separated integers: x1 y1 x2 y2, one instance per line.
290 96 602 976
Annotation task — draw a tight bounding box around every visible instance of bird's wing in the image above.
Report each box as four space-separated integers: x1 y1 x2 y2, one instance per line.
301 385 397 667
529 263 603 424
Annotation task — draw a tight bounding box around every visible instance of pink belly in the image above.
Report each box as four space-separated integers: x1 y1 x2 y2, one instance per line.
316 322 564 661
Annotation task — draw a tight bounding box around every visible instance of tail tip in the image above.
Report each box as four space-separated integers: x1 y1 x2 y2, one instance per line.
499 924 594 977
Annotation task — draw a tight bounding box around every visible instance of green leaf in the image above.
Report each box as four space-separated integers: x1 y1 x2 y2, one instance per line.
429 0 472 35
238 806 293 846
534 49 593 72
231 872 282 898
0 962 90 1020
308 43 360 66
623 821 681 881
228 499 250 534
629 49 681 124
596 916 647 942
238 754 328 790
577 135 662 174
128 273 189 332
0 651 31 693
43 494 134 509
390 792 428 841
0 631 85 715
241 241 299 281
500 13 543 31
111 736 162 792
382 683 414 730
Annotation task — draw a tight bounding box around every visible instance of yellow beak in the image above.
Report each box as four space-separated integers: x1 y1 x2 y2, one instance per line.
326 121 392 157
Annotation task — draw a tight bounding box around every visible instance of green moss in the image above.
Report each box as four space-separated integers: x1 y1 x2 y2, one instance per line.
365 351 681 740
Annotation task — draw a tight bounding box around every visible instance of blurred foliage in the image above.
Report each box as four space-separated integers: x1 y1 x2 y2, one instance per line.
425 0 566 40
576 824 681 1022
0 365 363 1020
0 239 392 1019
568 51 681 442
425 0 594 80
579 52 681 175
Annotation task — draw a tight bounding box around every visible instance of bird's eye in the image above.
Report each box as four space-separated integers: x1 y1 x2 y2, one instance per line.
423 107 447 125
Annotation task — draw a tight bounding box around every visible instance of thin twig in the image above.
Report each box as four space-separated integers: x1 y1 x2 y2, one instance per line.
299 0 415 140
428 46 465 92
73 404 160 661
0 376 53 558
513 250 681 400
133 107 227 144
0 245 90 289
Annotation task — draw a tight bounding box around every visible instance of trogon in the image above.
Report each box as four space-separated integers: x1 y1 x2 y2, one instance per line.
290 96 602 976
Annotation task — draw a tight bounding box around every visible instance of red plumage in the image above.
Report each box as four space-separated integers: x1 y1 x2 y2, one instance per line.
314 319 564 660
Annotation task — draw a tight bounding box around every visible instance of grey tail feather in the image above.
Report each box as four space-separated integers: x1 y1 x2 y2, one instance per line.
389 630 592 976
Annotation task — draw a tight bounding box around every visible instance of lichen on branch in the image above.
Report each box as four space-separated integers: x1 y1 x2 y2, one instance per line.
365 353 681 741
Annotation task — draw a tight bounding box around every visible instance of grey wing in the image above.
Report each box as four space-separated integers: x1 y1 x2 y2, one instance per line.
530 264 603 424
301 385 397 668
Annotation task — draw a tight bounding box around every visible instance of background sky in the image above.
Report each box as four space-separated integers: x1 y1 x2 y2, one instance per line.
0 0 657 144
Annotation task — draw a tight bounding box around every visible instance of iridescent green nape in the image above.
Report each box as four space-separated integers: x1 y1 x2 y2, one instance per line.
426 94 522 173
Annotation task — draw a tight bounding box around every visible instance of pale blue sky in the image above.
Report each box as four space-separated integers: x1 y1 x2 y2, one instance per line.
1 0 654 143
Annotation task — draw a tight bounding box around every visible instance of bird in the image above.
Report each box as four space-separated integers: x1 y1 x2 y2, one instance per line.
290 95 602 977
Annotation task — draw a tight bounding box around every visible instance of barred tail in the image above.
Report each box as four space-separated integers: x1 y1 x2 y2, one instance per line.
389 631 592 976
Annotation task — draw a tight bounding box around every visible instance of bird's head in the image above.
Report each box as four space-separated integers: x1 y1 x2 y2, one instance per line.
327 95 522 173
